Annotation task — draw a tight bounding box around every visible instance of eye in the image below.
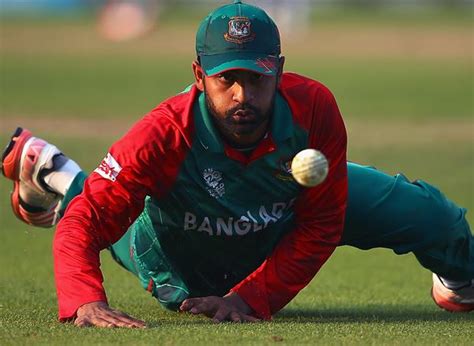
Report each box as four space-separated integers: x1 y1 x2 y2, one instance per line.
249 73 264 83
217 72 235 83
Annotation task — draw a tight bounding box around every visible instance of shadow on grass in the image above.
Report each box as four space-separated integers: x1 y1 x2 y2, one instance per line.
275 305 474 323
139 305 473 328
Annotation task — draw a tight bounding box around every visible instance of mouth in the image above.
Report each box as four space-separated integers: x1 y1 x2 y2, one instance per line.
231 110 257 124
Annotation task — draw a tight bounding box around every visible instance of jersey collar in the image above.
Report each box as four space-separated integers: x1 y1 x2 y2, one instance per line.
194 90 294 153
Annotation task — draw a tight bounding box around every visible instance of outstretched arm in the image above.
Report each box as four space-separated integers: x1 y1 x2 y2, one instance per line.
54 108 190 327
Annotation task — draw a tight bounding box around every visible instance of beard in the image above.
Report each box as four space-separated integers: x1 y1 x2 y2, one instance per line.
204 88 275 142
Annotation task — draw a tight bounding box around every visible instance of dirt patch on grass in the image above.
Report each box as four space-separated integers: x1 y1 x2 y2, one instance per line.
2 115 472 149
1 116 135 140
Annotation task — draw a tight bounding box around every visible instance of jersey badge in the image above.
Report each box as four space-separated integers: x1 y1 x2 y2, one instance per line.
94 153 122 182
203 168 225 199
274 158 294 182
224 17 255 44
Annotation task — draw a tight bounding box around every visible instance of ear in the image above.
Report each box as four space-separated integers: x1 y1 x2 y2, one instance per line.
192 60 205 91
277 56 285 85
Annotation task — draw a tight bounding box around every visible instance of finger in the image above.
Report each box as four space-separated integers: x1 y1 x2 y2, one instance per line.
110 308 133 318
180 298 203 311
90 312 136 328
229 311 242 323
105 315 144 328
189 303 207 314
191 302 218 317
74 317 92 328
89 316 118 328
116 318 146 328
180 299 194 311
100 312 146 329
240 314 260 323
109 319 142 328
212 308 229 323
122 318 146 328
110 309 146 328
186 299 209 313
75 305 146 329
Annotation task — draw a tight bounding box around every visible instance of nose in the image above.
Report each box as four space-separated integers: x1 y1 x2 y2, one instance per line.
232 81 254 105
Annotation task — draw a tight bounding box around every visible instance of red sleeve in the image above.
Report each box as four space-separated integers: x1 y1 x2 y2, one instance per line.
231 84 348 320
53 107 191 321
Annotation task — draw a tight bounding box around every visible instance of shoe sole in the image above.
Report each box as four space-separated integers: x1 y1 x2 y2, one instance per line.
431 288 474 312
2 127 59 227
1 127 32 180
2 127 32 222
10 180 58 227
10 180 23 222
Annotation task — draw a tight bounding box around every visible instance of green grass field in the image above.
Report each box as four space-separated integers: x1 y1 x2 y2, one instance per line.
0 8 472 345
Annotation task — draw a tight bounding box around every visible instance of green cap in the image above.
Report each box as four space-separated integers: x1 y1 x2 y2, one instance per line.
196 0 281 76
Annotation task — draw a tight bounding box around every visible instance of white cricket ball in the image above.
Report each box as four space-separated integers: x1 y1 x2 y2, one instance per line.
291 149 328 187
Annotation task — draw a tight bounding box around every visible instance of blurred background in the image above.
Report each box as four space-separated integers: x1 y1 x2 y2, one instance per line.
1 0 472 206
0 0 472 337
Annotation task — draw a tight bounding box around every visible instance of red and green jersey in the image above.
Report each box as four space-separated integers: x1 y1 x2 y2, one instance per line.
54 72 348 321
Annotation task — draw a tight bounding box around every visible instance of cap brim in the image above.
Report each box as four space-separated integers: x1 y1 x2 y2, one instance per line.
200 52 279 77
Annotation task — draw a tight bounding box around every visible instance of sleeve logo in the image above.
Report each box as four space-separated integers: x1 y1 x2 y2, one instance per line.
94 153 122 182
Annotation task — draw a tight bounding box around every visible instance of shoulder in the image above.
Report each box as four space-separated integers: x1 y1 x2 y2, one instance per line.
110 85 200 160
279 72 342 131
279 72 337 110
147 85 198 138
125 85 199 150
280 72 327 89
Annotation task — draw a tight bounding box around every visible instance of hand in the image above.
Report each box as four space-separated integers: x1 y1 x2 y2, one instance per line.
179 292 260 323
74 301 146 328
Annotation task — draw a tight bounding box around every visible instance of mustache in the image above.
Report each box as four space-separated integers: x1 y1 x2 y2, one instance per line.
225 103 261 118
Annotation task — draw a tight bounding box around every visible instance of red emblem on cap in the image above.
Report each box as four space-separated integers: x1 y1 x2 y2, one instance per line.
224 16 256 44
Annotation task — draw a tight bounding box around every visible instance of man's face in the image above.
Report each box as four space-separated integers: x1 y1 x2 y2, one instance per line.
193 63 282 148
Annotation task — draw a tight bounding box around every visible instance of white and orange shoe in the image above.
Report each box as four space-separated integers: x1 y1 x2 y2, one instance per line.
1 127 62 227
431 274 474 312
